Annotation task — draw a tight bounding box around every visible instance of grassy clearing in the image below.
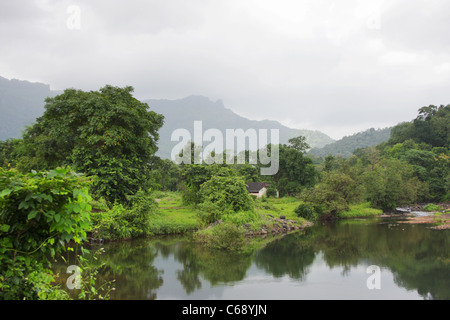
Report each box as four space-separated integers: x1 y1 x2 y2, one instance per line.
254 197 307 224
337 202 383 219
150 193 310 241
149 191 203 235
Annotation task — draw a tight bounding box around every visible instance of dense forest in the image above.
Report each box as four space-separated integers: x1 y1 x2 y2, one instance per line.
0 85 448 299
308 127 392 158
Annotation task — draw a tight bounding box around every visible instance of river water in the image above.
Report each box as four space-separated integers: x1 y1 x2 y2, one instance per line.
63 216 450 300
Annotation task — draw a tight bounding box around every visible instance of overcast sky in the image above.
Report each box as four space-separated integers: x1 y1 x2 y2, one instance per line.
1 0 450 139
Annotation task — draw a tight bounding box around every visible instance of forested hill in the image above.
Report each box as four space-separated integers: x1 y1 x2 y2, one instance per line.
145 95 335 159
0 76 335 158
0 76 61 140
308 127 392 158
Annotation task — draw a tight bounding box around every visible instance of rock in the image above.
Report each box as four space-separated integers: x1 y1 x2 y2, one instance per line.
280 215 286 220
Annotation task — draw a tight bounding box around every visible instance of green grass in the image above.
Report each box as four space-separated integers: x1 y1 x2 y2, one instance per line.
337 202 383 219
149 191 202 235
423 203 442 212
147 192 314 237
254 196 307 223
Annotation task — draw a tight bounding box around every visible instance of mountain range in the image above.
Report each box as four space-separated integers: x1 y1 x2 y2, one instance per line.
0 76 392 159
144 95 335 159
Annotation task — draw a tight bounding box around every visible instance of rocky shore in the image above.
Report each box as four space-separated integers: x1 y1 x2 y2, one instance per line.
243 214 313 237
394 202 450 214
386 202 450 230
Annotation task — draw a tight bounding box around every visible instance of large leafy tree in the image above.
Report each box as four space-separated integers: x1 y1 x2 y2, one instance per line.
18 85 164 203
271 144 317 196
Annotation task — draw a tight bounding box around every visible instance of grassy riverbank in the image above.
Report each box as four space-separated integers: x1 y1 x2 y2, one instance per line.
337 203 383 219
151 192 309 235
91 191 396 241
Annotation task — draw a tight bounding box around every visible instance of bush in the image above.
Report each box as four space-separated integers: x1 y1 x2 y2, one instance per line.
266 186 278 198
295 203 319 221
195 222 246 251
0 167 92 299
423 203 442 212
90 189 157 240
197 173 253 224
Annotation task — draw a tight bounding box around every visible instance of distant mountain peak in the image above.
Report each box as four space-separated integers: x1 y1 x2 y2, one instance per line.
144 95 335 159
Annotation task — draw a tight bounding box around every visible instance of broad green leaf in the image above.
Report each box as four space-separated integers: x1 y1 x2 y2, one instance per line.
0 189 12 197
28 209 38 220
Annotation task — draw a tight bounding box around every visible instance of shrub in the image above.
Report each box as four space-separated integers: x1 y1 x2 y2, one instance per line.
266 186 278 198
423 203 442 212
0 167 92 299
295 203 319 221
197 173 253 224
195 222 246 251
90 189 157 240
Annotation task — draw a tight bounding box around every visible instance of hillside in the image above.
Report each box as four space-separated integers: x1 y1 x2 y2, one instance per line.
0 76 335 159
308 127 392 158
0 76 59 140
144 95 335 159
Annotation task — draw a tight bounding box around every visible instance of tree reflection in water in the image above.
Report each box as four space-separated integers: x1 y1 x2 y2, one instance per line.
66 219 448 300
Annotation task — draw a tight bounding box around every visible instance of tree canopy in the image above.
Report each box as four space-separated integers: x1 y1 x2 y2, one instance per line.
14 85 164 203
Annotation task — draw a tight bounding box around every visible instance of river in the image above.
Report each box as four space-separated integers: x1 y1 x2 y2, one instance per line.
60 216 449 300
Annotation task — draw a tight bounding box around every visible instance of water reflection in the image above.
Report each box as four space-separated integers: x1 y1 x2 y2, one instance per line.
62 218 449 300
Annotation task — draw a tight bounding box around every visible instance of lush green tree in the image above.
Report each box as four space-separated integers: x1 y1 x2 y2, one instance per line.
150 158 180 191
272 145 317 196
362 159 421 210
236 164 260 182
0 139 22 168
287 136 310 153
179 164 212 205
300 171 362 217
16 85 164 203
388 105 449 148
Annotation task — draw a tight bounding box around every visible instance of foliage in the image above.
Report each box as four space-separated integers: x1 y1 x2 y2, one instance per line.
194 222 246 251
295 203 318 221
362 159 422 211
150 158 180 192
309 127 392 158
15 85 164 204
69 247 116 300
90 189 157 240
0 167 92 300
337 203 383 219
197 168 253 224
287 136 310 153
220 209 260 227
300 171 362 217
180 164 212 205
266 185 278 198
271 144 317 197
423 203 442 212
